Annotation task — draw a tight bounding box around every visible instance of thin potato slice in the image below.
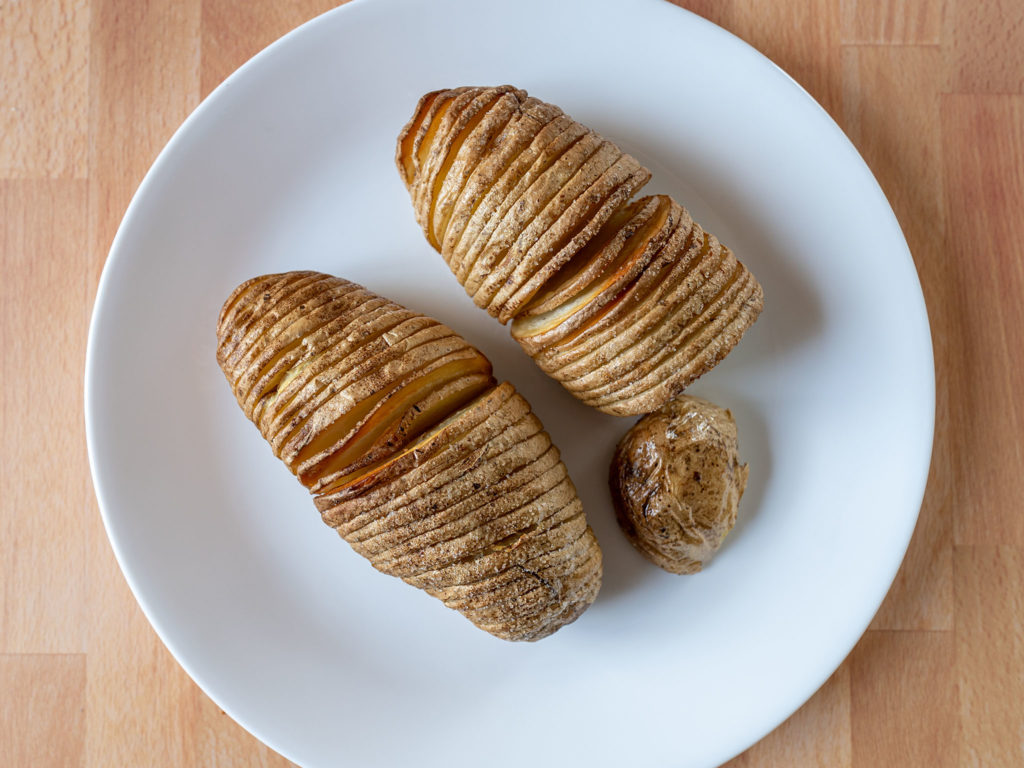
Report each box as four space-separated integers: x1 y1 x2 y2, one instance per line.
217 271 313 356
310 369 494 489
275 332 473 467
262 309 433 442
369 464 571 574
345 427 553 548
257 300 405 437
567 240 746 399
417 90 515 249
407 90 472 210
238 285 364 416
332 412 545 544
219 273 330 377
402 493 589 589
470 139 625 314
429 90 524 250
397 92 441 185
286 345 483 475
583 267 749 402
319 392 538 537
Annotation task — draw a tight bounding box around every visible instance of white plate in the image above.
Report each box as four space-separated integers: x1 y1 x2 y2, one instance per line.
85 0 934 766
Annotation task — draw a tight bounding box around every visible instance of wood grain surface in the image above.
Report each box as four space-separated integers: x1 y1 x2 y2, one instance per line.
1 0 1021 765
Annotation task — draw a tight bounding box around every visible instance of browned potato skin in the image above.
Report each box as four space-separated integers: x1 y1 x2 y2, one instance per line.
397 86 763 417
217 271 602 641
609 395 748 574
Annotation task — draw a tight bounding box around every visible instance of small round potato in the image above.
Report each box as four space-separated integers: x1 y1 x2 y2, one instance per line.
609 395 748 574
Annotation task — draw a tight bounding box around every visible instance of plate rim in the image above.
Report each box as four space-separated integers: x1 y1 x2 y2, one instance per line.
84 0 936 765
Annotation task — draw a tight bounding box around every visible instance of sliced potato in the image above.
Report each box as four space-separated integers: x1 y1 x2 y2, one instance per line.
371 465 571 575
277 335 475 469
543 232 718 380
218 273 601 641
470 139 620 310
418 89 516 249
334 413 545 545
397 87 763 414
533 219 709 374
316 382 525 515
428 90 524 250
570 244 748 400
397 92 441 185
352 444 561 562
404 495 588 590
258 302 413 438
219 273 329 376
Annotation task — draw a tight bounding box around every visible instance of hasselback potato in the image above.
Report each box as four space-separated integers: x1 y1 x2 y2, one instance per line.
396 85 763 416
216 271 602 641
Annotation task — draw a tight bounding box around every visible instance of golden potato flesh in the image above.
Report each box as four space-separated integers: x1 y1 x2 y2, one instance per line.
397 86 763 416
217 272 602 641
609 395 749 574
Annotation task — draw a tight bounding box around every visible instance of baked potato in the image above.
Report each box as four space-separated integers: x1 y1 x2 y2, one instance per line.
609 395 748 574
217 271 602 641
396 85 763 416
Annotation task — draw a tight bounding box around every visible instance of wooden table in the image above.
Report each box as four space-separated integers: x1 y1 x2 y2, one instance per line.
2 0 1021 765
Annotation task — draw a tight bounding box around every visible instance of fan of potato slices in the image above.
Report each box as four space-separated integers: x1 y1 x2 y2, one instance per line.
397 85 764 416
216 271 602 641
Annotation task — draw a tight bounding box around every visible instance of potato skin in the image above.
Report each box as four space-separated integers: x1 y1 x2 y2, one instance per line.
609 395 748 574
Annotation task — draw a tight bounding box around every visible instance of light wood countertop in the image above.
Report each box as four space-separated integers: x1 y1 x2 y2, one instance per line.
2 0 1021 765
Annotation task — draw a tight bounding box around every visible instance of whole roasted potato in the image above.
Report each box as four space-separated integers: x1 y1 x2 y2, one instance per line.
609 395 748 574
217 271 602 641
396 85 763 416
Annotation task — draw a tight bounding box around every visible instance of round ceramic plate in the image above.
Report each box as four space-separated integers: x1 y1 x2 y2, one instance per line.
85 0 934 766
